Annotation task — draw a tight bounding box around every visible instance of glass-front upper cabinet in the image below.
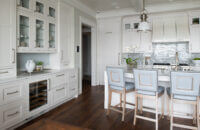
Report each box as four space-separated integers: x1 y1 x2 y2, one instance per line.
18 12 31 48
34 0 45 16
17 0 31 11
49 23 55 48
35 19 45 48
49 7 55 18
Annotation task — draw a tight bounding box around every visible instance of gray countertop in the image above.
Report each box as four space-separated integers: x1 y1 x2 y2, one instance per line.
0 69 72 84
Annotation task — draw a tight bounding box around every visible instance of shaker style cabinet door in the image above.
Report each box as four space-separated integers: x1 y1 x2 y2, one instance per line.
59 2 74 67
190 25 200 53
152 18 164 42
175 15 190 41
0 0 16 72
164 17 176 42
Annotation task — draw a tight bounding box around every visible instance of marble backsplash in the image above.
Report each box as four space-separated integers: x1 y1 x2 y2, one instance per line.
122 42 200 65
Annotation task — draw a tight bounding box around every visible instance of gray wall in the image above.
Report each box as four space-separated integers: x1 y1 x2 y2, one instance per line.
17 53 50 71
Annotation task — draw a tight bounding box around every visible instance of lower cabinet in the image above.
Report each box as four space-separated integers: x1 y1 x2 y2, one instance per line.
0 69 78 129
0 101 26 130
51 83 68 105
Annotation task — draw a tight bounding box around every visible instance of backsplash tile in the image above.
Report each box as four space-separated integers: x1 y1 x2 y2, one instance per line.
122 42 200 65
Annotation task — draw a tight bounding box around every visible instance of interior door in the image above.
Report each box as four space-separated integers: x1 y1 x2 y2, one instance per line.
98 18 121 84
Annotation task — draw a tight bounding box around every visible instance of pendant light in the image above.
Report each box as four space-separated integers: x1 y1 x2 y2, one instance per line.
138 0 151 32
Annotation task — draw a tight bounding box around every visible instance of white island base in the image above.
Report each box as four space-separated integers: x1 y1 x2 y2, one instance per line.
104 71 197 119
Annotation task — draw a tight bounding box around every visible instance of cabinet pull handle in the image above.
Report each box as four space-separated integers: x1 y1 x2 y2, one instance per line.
71 88 75 91
12 49 15 63
7 91 19 95
71 75 75 78
0 71 9 74
56 74 64 77
7 111 19 117
56 87 65 91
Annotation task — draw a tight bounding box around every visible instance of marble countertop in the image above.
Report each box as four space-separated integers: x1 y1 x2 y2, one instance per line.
0 69 71 84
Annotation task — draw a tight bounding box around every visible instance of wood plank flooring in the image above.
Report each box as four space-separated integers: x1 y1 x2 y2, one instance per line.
16 86 193 130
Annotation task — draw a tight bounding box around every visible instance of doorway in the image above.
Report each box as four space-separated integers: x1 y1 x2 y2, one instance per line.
81 24 92 92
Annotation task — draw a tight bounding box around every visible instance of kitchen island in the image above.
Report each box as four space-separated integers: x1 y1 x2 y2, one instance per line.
104 65 200 118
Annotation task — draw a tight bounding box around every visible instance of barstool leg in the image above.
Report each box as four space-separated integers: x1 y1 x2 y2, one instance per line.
197 98 199 129
162 95 164 119
120 93 122 107
122 89 126 121
133 93 138 125
167 96 170 120
193 103 197 124
140 96 143 114
156 94 158 130
107 88 112 115
170 97 173 130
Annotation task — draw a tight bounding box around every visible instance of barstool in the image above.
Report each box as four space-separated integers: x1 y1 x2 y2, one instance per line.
167 71 200 130
106 66 135 121
133 69 165 130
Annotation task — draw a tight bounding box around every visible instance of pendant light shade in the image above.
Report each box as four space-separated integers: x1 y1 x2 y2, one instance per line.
138 0 151 32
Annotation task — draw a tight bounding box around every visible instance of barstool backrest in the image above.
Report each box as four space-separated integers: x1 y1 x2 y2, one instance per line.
106 66 125 87
171 72 200 97
134 69 158 92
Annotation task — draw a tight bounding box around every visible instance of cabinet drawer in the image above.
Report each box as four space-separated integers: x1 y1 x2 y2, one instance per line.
50 73 66 89
0 68 15 79
0 101 26 129
0 81 25 106
69 70 78 82
69 81 78 98
52 84 67 105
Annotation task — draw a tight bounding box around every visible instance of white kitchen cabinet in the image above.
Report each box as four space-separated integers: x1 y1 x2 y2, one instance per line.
152 18 164 42
17 0 57 53
0 81 25 106
52 84 67 105
176 15 190 41
17 0 33 12
0 101 26 130
164 17 176 42
34 16 47 51
0 0 16 78
58 1 75 68
189 25 200 53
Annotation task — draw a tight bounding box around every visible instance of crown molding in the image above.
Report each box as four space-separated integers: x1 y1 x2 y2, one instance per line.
62 0 96 18
96 1 200 19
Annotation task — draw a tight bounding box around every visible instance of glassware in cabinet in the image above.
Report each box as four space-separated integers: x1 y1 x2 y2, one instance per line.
19 15 30 47
35 1 44 14
49 7 55 18
36 19 44 48
18 0 30 9
49 23 55 48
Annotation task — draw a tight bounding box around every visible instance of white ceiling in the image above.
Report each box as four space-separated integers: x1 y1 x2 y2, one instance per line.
77 0 200 12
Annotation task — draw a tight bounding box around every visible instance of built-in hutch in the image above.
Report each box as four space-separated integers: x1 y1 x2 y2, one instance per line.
17 0 57 53
0 0 77 129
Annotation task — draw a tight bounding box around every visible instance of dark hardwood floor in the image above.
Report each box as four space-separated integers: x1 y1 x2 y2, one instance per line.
16 86 193 130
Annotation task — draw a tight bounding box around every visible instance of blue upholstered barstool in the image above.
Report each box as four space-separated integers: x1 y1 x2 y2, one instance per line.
133 69 165 130
106 66 135 121
167 71 200 130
